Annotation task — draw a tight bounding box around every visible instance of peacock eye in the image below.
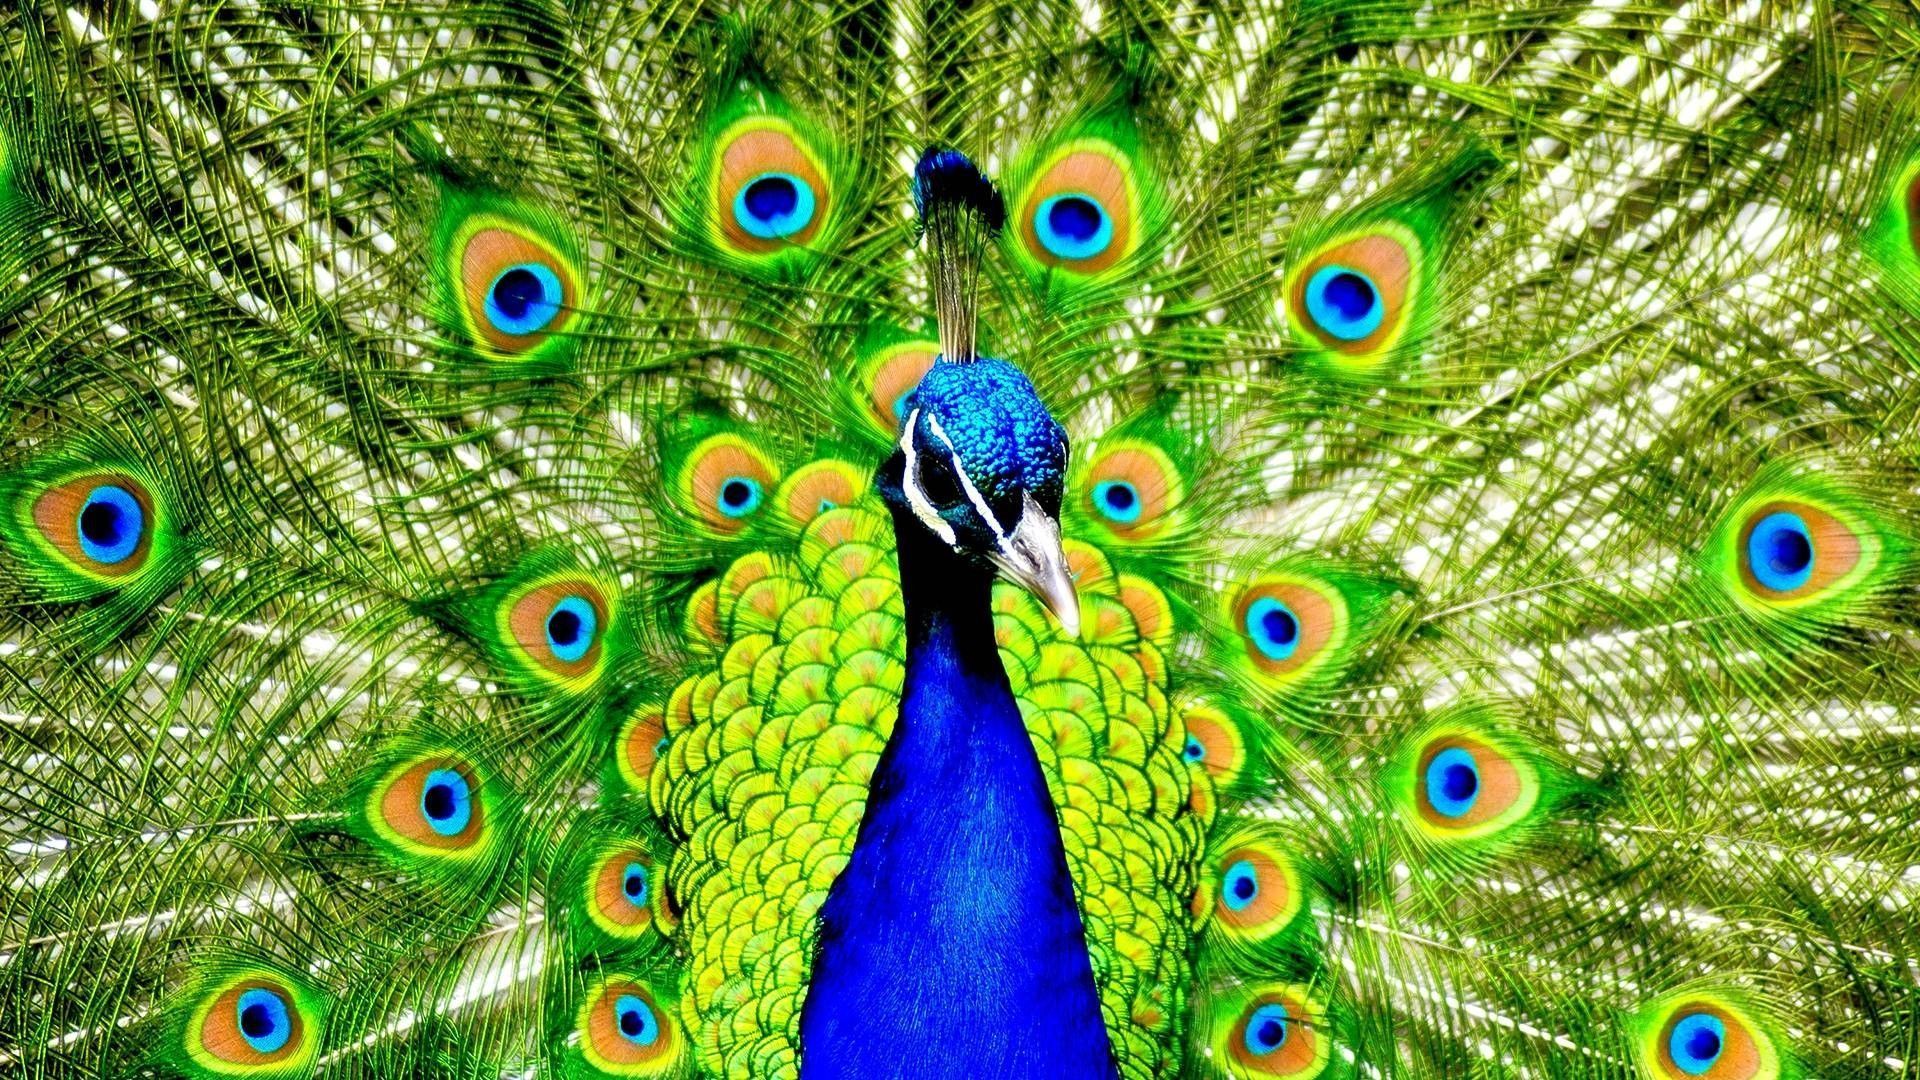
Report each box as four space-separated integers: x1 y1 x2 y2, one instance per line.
583 843 663 942
733 172 817 240
1303 265 1384 342
1204 829 1306 946
22 471 163 589
1179 703 1247 789
1728 496 1870 607
709 115 832 260
1421 747 1481 819
1743 510 1813 592
452 218 581 359
1229 575 1347 688
716 476 765 518
1667 1012 1725 1074
861 342 939 433
1244 597 1301 660
504 578 612 683
1012 138 1141 278
1241 1002 1291 1055
234 987 294 1054
615 994 660 1046
188 972 321 1071
1092 480 1140 523
1221 859 1260 911
1034 192 1113 260
1640 996 1775 1080
484 262 566 336
364 752 495 863
580 978 679 1071
680 433 779 534
544 595 600 663
1402 727 1543 845
418 767 473 837
1286 227 1419 375
75 484 145 564
1220 985 1330 1077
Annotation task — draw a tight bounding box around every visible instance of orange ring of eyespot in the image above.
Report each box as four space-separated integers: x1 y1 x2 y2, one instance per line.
592 847 654 929
1735 500 1862 602
460 226 576 352
1231 581 1338 678
865 344 938 430
1228 990 1321 1075
622 709 666 787
1216 846 1294 930
715 120 829 255
781 462 862 527
1655 1002 1762 1080
585 981 674 1065
378 757 485 849
1019 146 1134 274
198 980 303 1066
1188 770 1217 819
1084 447 1178 539
1290 232 1413 355
1182 705 1243 783
687 582 722 645
1414 735 1522 830
508 580 610 678
1116 576 1172 645
685 439 777 534
32 474 155 577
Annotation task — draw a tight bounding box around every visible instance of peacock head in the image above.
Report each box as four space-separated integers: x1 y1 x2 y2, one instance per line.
877 357 1079 637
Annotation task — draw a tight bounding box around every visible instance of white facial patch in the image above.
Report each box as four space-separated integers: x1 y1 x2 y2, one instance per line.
924 413 1015 551
898 408 958 546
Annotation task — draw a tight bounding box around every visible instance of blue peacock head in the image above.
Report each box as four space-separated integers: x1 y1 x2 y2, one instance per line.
874 149 1080 636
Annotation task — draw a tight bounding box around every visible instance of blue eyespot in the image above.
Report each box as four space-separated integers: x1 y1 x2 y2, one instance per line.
1667 1012 1725 1075
1424 747 1480 819
621 861 648 907
717 477 764 518
1244 598 1300 661
235 987 293 1054
1092 480 1142 524
76 485 144 565
615 993 660 1047
1034 194 1113 260
485 262 565 337
1746 511 1814 593
1222 859 1260 912
734 173 816 240
1304 264 1384 342
545 596 599 663
420 768 472 837
1242 1002 1290 1056
1182 735 1205 763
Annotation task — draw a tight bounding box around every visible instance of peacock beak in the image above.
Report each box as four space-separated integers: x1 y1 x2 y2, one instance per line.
989 493 1081 640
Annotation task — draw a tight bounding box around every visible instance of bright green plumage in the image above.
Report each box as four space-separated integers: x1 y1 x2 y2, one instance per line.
4 1 1920 1079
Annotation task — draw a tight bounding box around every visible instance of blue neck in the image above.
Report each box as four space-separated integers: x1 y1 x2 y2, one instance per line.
798 513 1115 1080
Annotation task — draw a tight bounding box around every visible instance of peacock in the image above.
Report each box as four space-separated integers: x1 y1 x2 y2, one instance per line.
4 0 1920 1077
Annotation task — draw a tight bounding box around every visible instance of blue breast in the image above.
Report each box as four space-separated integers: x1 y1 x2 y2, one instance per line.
798 554 1114 1080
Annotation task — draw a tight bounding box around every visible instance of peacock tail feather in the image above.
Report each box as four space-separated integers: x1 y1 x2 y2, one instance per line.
3 1 1920 1078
